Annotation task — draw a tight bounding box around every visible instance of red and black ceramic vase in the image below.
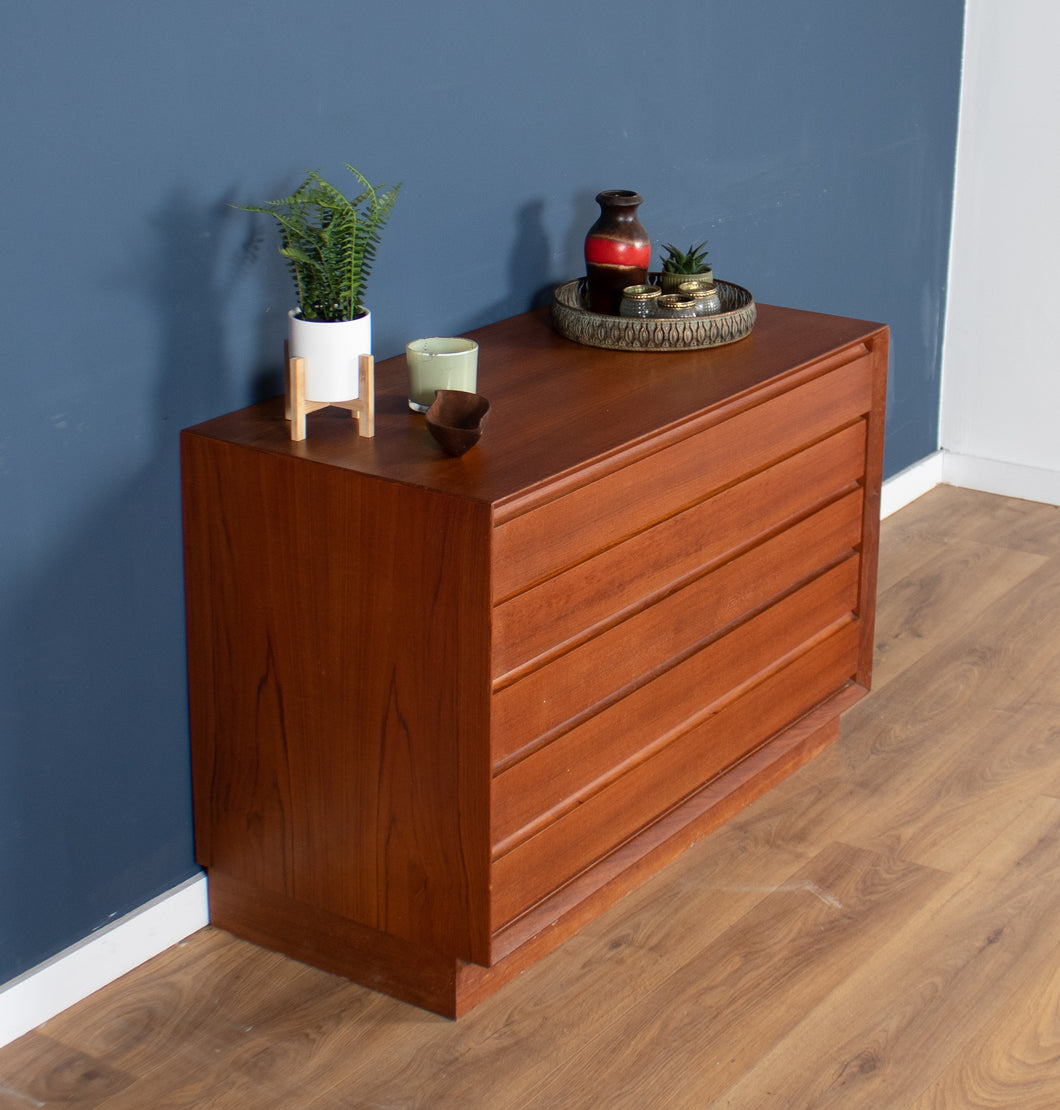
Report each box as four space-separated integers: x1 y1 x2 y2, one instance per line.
583 190 651 315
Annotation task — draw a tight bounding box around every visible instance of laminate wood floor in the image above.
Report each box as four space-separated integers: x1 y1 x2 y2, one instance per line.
3 485 1059 1109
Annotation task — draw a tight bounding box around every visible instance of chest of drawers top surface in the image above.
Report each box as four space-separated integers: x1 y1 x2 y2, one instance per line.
184 303 885 505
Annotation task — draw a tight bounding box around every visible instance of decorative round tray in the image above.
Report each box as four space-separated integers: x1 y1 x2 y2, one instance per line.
551 275 756 352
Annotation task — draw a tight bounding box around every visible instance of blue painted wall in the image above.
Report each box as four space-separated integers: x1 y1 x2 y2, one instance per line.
0 1 964 984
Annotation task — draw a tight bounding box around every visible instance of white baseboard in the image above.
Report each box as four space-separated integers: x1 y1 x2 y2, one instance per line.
0 873 208 1049
880 450 1060 517
880 451 945 518
942 451 1060 507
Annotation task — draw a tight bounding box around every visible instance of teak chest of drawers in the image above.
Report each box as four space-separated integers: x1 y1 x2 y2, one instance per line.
181 303 888 1017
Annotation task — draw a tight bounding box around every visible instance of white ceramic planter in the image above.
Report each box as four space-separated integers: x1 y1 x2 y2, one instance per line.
288 309 371 402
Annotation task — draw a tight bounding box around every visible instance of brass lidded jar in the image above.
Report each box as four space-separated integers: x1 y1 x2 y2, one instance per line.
679 280 723 316
619 284 662 318
655 293 697 319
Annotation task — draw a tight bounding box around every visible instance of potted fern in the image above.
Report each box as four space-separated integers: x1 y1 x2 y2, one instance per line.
239 164 401 402
659 241 712 293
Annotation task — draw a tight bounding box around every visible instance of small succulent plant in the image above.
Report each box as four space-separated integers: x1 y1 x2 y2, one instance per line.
660 241 711 275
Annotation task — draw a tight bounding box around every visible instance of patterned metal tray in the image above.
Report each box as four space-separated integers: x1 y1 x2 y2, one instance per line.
551 275 756 352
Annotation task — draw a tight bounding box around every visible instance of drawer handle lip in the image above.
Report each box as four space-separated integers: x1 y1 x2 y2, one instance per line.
490 613 859 862
491 341 875 526
491 561 858 780
492 480 864 693
491 413 871 608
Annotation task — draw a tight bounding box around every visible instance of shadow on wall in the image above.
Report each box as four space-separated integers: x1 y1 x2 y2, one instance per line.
509 199 557 312
448 198 560 337
0 188 264 980
471 189 640 331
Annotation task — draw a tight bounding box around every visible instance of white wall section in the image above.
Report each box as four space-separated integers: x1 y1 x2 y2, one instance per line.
941 0 1060 503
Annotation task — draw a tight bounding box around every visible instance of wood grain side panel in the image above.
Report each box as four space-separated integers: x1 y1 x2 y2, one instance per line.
492 490 864 770
491 622 862 932
492 421 868 681
492 557 862 851
181 433 493 964
492 351 874 602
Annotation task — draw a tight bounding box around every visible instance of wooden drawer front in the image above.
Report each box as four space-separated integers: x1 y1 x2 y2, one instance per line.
492 349 873 604
491 619 861 931
493 419 867 684
492 556 860 859
492 488 863 771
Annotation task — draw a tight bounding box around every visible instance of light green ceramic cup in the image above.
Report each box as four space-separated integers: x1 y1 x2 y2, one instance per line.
406 338 479 412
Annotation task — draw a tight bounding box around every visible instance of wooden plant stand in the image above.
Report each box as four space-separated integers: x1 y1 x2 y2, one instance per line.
288 353 375 441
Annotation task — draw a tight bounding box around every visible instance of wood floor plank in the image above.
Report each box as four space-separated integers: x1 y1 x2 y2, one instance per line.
908 935 1060 1110
682 754 879 865
819 665 1060 873
39 930 395 1110
870 538 1046 690
0 1030 135 1107
798 495 1058 786
959 492 1060 557
875 519 952 596
803 554 1060 870
882 486 1055 551
503 842 945 1110
37 929 253 1072
848 710 1060 874
708 794 1060 1109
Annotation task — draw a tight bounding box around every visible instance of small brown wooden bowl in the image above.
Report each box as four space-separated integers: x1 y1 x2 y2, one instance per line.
425 390 491 456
